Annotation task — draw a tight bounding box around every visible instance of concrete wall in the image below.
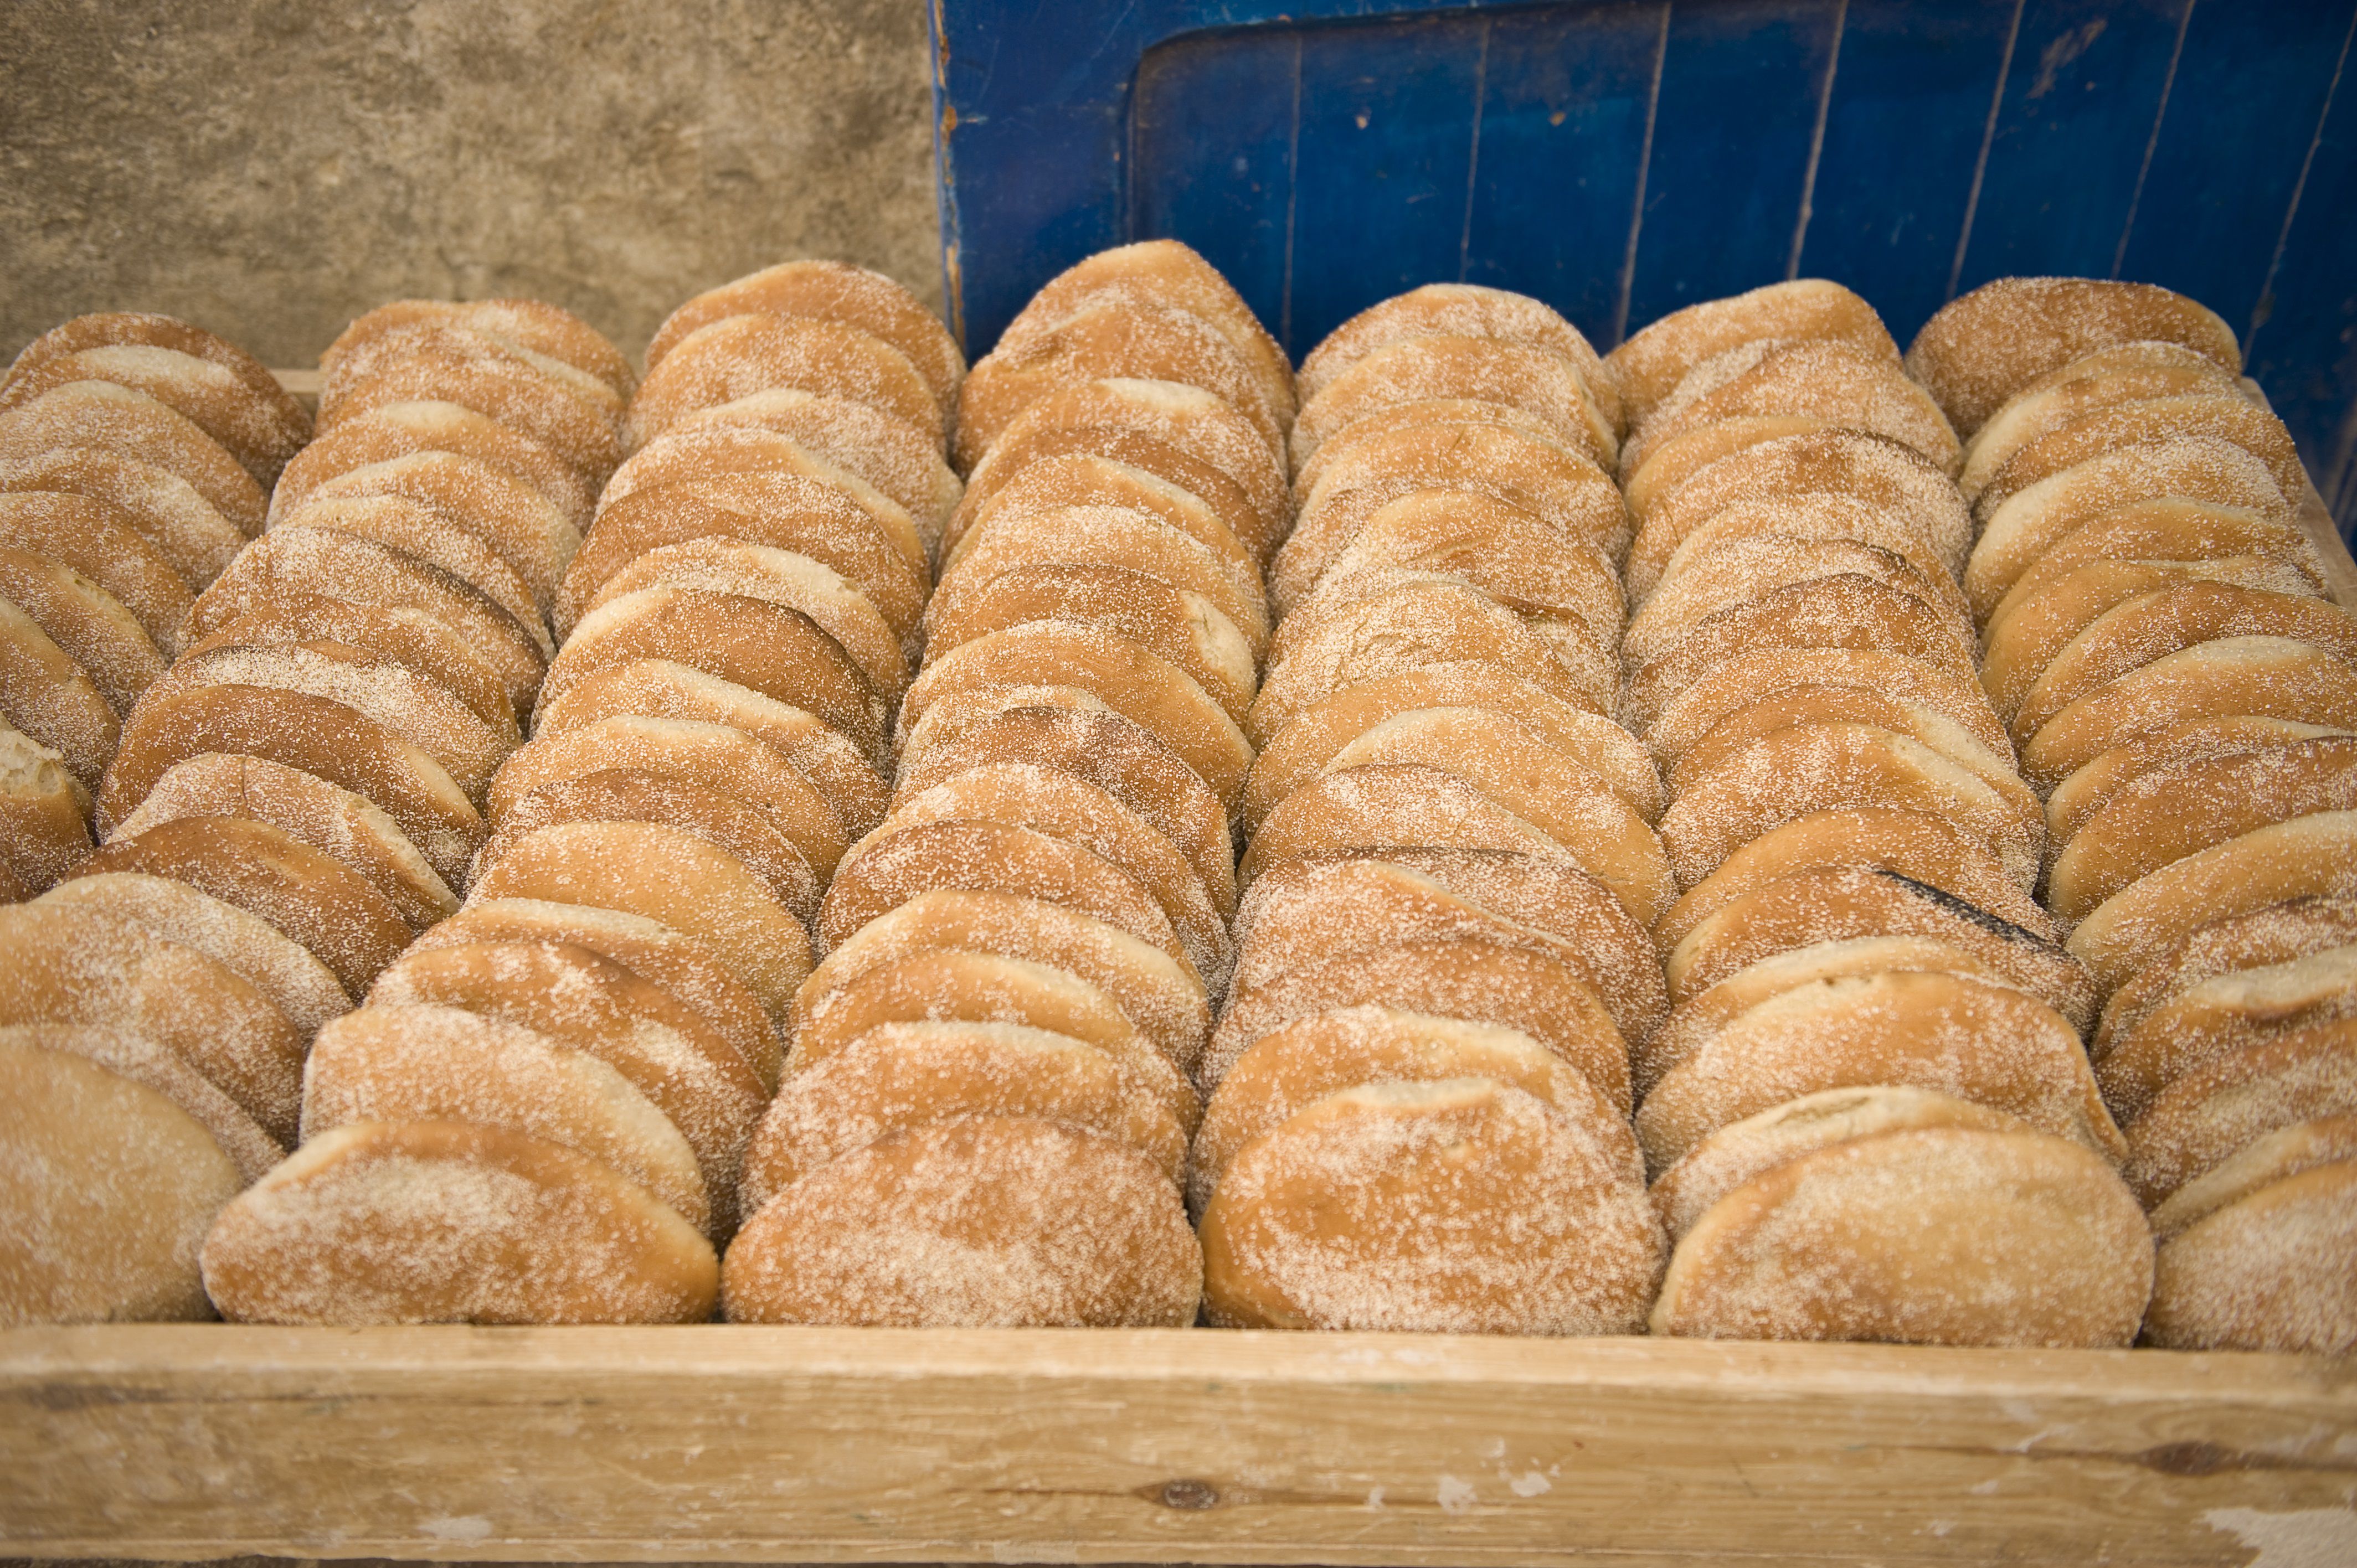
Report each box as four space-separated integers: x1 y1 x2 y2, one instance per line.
0 0 944 369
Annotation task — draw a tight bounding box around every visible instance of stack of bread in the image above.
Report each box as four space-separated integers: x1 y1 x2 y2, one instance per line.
1610 280 2153 1349
722 241 1288 1327
168 296 774 1324
1193 285 1670 1334
0 313 317 1324
1917 277 2356 1354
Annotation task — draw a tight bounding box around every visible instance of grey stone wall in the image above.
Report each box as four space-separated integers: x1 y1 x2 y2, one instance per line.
0 0 945 369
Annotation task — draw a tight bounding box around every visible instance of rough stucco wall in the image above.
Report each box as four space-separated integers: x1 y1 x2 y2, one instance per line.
0 0 944 369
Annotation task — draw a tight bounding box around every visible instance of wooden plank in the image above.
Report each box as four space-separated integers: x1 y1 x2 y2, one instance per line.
1624 0 1841 331
1797 0 2021 344
2 1325 2351 1566
1957 0 2190 286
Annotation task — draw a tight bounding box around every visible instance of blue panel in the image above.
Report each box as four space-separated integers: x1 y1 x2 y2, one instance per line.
1131 29 1301 351
2118 0 2356 337
1957 0 2190 285
1461 2 1668 349
2242 12 2357 537
1285 12 1486 353
1799 0 2021 344
1624 0 1843 333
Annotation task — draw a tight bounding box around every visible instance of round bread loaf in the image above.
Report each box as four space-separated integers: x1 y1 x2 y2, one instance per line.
1967 439 2292 620
1991 504 2325 637
492 771 822 922
188 526 545 709
898 624 1253 815
722 1116 1201 1326
4 1022 280 1186
1291 396 1587 503
0 488 198 653
272 399 595 531
1644 648 2013 767
783 948 1195 1136
1621 538 1955 667
0 344 303 488
107 752 458 928
1982 558 2324 725
742 1020 1186 1208
1649 493 1963 617
534 658 888 839
0 721 91 888
537 585 884 757
1649 1086 2031 1244
200 1121 719 1324
946 497 1267 653
2068 812 2357 994
855 762 1220 976
0 543 166 711
1906 277 2240 436
0 381 267 528
0 1036 245 1325
2097 947 2357 1119
2046 718 2353 858
415 898 780 1090
2123 1021 2357 1206
6 311 308 450
1980 395 2306 519
1244 762 1674 930
970 379 1286 556
1623 339 1959 479
1301 283 1615 428
1275 419 1625 611
467 818 813 1022
2097 895 2357 1059
668 388 963 550
2011 585 2357 747
952 424 1263 573
643 260 961 414
0 595 118 789
896 699 1234 911
320 327 624 484
996 240 1291 424
1650 1123 2150 1346
1191 1006 1635 1214
0 450 244 584
2148 1116 2357 1241
301 1003 709 1236
1608 279 1898 430
1202 935 1629 1102
1658 723 2042 894
1634 968 2120 1172
1232 855 1666 1046
74 815 413 993
1654 809 2057 954
39 872 350 1033
99 681 485 885
0 902 306 1143
2143 1159 2355 1353
1960 341 2250 500
944 451 1260 603
323 298 634 399
1666 690 2031 821
1623 416 1861 524
487 712 844 881
1666 864 2098 1030
957 302 1283 472
1244 666 1661 834
1292 334 1616 473
1635 936 2030 1099
2048 740 2357 921
186 594 515 735
1200 1079 1661 1333
795 890 1210 1076
2021 636 2357 788
301 452 580 623
363 940 765 1232
600 422 925 569
563 477 926 648
1299 488 1624 651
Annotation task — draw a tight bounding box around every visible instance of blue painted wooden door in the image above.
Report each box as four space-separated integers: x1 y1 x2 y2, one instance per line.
934 0 2357 531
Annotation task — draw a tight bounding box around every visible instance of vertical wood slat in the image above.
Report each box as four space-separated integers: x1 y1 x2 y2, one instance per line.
1954 0 2192 284
1623 0 1844 328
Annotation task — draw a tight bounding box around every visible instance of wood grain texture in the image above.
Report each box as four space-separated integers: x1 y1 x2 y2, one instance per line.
3 1326 2351 1565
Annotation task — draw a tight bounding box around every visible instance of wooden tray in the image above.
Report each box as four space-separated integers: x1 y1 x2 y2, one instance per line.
2 383 2351 1568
